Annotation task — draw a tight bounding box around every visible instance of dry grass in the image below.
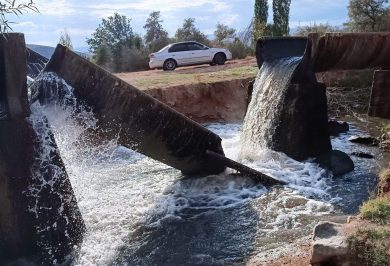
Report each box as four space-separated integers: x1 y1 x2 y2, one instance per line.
327 86 371 117
360 198 390 225
117 65 258 90
348 228 390 266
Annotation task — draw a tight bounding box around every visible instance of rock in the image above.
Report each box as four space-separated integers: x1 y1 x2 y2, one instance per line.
348 135 379 146
379 169 390 197
328 120 349 136
311 222 350 265
316 150 355 176
351 152 374 159
380 139 390 152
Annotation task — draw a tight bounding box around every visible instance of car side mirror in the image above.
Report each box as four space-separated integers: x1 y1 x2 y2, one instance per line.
204 47 209 50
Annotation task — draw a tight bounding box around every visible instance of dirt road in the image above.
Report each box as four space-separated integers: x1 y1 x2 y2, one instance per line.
116 57 258 90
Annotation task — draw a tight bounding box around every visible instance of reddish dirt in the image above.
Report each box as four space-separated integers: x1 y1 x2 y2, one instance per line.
117 57 257 79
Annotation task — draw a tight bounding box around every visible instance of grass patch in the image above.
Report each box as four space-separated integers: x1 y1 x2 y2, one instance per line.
360 197 390 224
380 169 390 183
348 228 390 266
129 66 258 90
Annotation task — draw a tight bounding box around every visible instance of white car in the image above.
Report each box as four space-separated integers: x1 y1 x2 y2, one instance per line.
149 41 233 71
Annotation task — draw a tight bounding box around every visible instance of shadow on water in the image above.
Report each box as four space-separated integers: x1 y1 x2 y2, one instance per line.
110 176 262 266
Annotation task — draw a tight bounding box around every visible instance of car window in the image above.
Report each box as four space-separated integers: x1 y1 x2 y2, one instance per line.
187 43 203 51
168 44 188 53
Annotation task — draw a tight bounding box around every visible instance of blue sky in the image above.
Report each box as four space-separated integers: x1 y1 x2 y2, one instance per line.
13 0 350 51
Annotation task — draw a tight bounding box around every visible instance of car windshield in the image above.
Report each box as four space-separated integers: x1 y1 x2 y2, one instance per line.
157 45 171 53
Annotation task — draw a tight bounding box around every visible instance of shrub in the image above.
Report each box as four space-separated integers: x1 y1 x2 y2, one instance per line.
348 228 390 266
226 38 254 60
360 197 390 224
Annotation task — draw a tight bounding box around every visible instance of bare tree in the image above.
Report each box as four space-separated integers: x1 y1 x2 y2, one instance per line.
59 29 74 50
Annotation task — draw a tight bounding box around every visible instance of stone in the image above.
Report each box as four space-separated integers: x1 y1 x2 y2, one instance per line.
316 150 354 176
328 120 349 136
380 139 390 152
348 136 379 146
311 222 350 265
351 152 374 159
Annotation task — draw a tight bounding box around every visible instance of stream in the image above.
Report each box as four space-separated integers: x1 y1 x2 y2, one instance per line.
31 101 389 265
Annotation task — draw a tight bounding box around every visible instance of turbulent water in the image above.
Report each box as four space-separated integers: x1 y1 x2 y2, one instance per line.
240 57 302 160
28 73 384 265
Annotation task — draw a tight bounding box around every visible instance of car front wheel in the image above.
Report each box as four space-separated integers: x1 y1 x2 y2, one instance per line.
163 59 177 71
213 53 226 65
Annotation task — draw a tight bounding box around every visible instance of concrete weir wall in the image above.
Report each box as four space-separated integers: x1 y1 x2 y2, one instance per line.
0 34 84 263
368 70 390 119
42 45 226 175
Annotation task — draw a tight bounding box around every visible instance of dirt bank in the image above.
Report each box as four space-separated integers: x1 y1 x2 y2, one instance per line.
145 77 252 123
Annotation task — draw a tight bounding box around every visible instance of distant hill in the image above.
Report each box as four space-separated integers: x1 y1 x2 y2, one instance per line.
27 44 92 60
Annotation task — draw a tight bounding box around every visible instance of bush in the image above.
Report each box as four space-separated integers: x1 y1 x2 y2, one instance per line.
360 197 390 224
226 38 254 60
348 228 390 266
119 47 150 72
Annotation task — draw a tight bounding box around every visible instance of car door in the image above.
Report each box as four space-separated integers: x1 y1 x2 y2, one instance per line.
167 43 191 65
187 42 212 64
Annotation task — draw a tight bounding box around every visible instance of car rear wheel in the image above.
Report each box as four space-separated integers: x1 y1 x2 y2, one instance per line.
163 59 177 71
213 53 226 65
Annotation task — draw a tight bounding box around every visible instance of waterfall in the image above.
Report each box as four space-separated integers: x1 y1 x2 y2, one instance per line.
239 57 303 160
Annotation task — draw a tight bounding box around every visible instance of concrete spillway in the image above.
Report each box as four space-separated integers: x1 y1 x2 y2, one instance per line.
311 32 390 71
243 37 331 161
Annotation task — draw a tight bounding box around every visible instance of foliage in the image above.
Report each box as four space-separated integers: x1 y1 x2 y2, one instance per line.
87 13 147 72
295 23 341 36
273 0 292 36
175 18 209 45
0 0 38 32
86 13 136 55
346 0 390 31
119 46 149 72
93 44 112 70
143 11 168 43
214 23 236 46
348 228 390 266
253 0 269 41
58 29 73 50
226 38 254 59
360 197 390 224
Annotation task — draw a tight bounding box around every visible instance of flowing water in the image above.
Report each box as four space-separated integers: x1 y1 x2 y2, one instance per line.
27 74 389 265
240 57 302 160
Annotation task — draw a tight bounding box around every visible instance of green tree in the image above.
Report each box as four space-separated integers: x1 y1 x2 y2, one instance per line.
87 13 139 71
296 23 341 36
175 18 209 44
143 11 170 52
144 11 168 44
253 0 269 41
214 23 236 46
94 44 112 69
58 29 73 50
273 0 292 36
346 0 390 31
0 0 38 32
87 13 135 54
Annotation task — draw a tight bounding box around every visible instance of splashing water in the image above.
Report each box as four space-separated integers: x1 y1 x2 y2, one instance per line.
240 57 302 160
27 73 381 265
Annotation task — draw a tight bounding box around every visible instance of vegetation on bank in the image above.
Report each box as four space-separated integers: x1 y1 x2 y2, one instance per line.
118 65 258 90
349 228 390 266
348 169 390 265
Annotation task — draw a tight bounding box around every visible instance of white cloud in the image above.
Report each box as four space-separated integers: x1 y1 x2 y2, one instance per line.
37 0 76 16
88 0 231 13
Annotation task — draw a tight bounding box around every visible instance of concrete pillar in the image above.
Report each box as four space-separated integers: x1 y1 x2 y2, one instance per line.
368 70 390 119
0 33 84 263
